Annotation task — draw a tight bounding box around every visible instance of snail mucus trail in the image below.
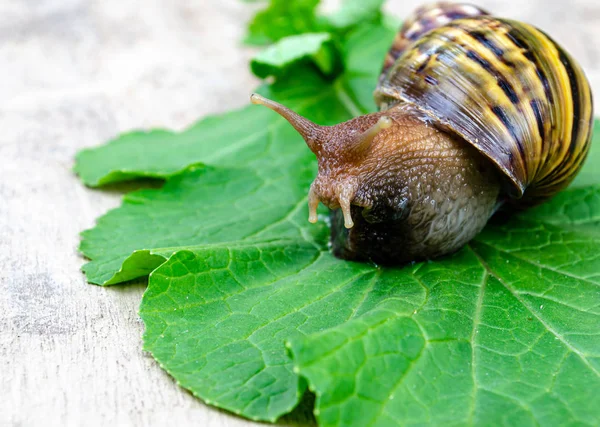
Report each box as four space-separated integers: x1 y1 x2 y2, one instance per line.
250 93 501 264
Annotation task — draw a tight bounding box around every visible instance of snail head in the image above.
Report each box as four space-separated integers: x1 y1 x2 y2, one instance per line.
251 93 393 229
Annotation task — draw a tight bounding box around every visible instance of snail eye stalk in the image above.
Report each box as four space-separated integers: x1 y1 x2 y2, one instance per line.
250 93 324 154
348 116 393 157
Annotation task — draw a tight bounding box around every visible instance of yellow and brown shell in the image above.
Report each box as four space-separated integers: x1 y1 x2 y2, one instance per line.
375 2 593 205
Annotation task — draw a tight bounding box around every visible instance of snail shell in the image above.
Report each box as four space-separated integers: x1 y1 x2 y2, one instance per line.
376 2 593 205
251 2 593 264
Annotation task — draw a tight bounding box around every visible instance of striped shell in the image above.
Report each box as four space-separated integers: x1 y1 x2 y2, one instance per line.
375 2 593 204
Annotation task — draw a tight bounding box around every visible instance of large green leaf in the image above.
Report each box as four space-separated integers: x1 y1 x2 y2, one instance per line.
84 115 600 421
79 166 324 285
76 22 393 283
78 69 359 285
74 71 342 188
76 1 600 425
139 186 600 424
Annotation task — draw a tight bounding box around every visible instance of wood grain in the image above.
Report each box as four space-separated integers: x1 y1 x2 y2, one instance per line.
1 1 597 425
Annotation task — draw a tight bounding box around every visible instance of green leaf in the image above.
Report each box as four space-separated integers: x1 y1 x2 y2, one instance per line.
337 21 397 113
571 120 600 189
138 184 600 423
79 166 322 285
245 0 320 46
139 187 600 423
322 0 386 29
74 71 346 187
78 70 357 284
74 20 395 188
76 21 396 285
243 0 390 45
76 4 600 425
250 33 337 78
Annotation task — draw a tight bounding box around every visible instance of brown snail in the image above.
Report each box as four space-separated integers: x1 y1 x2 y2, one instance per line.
251 2 593 264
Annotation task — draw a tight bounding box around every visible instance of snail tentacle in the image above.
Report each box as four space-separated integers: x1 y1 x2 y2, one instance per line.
308 184 320 224
250 93 323 153
337 182 357 229
348 116 393 157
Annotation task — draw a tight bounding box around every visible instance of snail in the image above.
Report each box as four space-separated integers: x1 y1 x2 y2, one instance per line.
250 2 593 264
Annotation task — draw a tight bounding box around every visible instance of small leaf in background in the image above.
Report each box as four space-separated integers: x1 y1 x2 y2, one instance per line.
76 0 600 425
337 21 397 113
250 33 337 78
245 0 320 45
322 0 386 29
244 0 392 46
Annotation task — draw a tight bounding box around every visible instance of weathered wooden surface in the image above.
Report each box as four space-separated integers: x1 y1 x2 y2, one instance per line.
1 0 598 425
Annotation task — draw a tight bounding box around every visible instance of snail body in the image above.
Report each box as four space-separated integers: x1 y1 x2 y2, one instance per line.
251 2 593 264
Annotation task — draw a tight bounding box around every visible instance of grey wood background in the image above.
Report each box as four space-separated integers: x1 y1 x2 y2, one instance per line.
1 0 599 426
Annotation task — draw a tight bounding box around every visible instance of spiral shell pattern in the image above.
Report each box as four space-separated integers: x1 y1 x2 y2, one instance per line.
381 2 488 78
376 8 593 205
